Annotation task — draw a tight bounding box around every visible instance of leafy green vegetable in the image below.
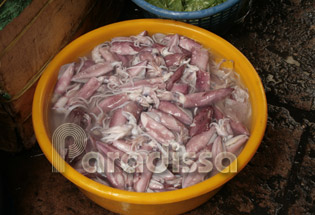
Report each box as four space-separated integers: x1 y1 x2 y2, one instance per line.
146 0 169 10
145 0 227 12
0 0 32 30
184 0 226 12
146 0 184 11
168 0 184 11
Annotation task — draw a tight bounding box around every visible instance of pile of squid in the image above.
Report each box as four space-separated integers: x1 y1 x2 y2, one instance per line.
51 31 251 192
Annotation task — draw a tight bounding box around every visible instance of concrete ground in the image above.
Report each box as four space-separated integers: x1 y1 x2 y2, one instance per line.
0 0 314 214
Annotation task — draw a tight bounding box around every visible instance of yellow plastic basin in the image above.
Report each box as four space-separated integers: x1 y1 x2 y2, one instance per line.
32 19 267 215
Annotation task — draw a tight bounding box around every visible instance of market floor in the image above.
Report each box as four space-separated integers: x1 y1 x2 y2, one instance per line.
1 0 314 214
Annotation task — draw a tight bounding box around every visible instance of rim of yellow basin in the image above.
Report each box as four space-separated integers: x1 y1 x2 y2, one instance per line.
32 19 267 205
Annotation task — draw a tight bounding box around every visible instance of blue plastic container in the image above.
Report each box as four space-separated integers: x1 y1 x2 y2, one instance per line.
132 0 249 33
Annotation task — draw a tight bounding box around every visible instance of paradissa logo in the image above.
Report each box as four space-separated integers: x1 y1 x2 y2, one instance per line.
80 150 238 174
52 123 238 174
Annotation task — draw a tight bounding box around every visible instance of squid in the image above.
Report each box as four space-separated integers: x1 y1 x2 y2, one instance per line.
189 106 213 137
165 53 186 67
68 77 103 106
140 112 175 145
191 47 209 72
99 46 119 63
186 126 216 153
179 36 202 52
170 83 189 95
225 135 248 155
150 109 189 142
93 94 129 114
196 70 211 92
54 63 74 96
51 31 252 192
183 88 233 108
72 62 113 81
109 101 142 127
110 41 139 55
158 101 193 125
166 64 186 90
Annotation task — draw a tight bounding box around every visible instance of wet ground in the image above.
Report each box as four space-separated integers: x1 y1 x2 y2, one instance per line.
0 0 314 214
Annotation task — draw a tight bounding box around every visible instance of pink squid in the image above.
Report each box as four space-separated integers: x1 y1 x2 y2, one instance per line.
72 63 113 81
171 83 189 95
196 70 211 92
109 101 142 127
183 88 233 108
191 48 209 72
166 64 186 90
110 42 139 55
93 94 129 114
140 112 175 145
189 106 213 137
158 101 193 125
54 63 74 95
186 126 216 153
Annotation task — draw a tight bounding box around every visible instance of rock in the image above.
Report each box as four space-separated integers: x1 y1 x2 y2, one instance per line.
285 56 300 67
